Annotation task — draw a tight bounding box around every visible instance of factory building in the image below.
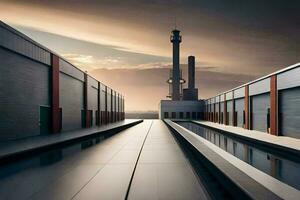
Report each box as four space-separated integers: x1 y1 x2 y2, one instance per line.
0 21 125 140
159 29 204 119
204 62 300 139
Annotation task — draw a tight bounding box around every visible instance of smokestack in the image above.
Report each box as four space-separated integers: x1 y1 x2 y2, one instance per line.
188 56 195 89
170 29 182 100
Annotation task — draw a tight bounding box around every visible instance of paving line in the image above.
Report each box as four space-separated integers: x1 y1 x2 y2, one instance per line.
124 120 153 200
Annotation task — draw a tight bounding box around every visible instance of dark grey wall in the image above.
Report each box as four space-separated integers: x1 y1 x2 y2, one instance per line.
279 87 300 139
235 98 244 128
88 76 98 127
227 100 233 125
100 84 106 112
59 72 84 131
250 93 270 132
0 47 50 140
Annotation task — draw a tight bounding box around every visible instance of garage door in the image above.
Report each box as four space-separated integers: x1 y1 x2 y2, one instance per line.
215 102 219 122
235 98 244 128
220 102 224 124
250 93 270 132
279 87 300 139
227 100 233 125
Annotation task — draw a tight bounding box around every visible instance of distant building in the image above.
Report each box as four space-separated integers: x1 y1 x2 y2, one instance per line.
0 21 125 140
159 29 204 120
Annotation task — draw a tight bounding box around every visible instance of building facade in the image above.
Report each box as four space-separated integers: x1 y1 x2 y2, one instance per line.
0 21 125 140
204 63 300 139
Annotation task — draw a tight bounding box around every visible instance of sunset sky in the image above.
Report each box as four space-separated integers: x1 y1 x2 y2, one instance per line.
0 0 299 111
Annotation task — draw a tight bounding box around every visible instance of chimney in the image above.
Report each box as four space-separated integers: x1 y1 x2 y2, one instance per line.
188 56 195 89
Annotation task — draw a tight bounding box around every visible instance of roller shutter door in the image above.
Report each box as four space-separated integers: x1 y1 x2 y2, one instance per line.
220 102 224 124
227 100 233 125
250 93 270 132
235 98 244 128
215 102 219 122
279 87 300 139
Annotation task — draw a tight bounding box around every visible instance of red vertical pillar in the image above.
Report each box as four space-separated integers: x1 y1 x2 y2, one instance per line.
270 75 278 135
244 85 250 129
51 54 60 133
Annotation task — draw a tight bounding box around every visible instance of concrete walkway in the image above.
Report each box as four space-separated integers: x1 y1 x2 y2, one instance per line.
193 120 300 152
0 120 208 200
0 119 141 160
128 120 208 200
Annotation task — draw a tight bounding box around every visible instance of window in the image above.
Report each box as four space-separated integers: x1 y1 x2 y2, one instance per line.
164 112 169 118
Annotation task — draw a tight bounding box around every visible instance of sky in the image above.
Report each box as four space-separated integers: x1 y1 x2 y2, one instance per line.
0 0 299 111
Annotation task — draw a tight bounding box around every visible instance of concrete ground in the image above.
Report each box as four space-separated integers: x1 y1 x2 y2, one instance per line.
0 120 208 200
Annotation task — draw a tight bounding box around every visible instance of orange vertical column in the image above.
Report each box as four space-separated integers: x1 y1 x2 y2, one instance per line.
244 85 250 129
51 54 60 133
270 75 278 135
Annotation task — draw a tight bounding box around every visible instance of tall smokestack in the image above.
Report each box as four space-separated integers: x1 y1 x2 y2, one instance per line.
170 29 182 100
188 56 195 89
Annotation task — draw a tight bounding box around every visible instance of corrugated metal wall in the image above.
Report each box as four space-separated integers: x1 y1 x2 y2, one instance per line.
220 101 224 124
0 47 50 140
88 76 98 126
226 100 233 126
234 98 244 128
107 88 112 113
0 22 125 140
0 24 51 65
278 87 300 139
250 93 270 132
59 72 84 131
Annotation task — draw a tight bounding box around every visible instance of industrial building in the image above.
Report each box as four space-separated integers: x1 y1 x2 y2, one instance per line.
0 21 125 140
159 29 204 119
160 28 300 140
204 62 300 139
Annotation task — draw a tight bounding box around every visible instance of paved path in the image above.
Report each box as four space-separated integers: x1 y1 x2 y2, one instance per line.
0 120 208 200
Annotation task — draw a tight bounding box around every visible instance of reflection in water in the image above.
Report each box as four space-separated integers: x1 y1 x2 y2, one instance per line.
0 136 103 179
177 122 300 191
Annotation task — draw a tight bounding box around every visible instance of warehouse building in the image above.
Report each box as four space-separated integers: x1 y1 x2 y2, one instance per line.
0 21 125 140
204 62 300 139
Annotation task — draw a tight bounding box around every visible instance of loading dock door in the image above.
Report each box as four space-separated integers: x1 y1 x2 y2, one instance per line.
235 98 244 128
220 102 224 124
250 93 270 132
279 87 300 139
227 100 233 126
40 106 51 134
